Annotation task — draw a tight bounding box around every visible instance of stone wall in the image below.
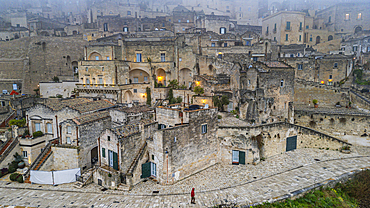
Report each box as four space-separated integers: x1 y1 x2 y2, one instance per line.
51 146 79 170
294 110 370 136
39 81 78 98
294 79 349 107
0 36 87 94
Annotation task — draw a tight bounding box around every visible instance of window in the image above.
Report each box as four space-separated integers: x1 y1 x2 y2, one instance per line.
125 78 128 84
67 126 72 134
136 53 142 62
224 43 227 47
345 14 350 20
274 23 277 31
286 22 291 30
201 124 207 134
133 77 138 83
329 16 331 23
266 26 269 33
281 79 284 87
232 150 239 163
104 23 108 31
310 37 313 42
329 75 333 79
334 63 338 68
106 57 110 60
47 123 52 134
67 137 71 144
16 24 20 28
151 163 157 177
187 20 189 23
358 13 362 20
35 123 41 132
353 46 358 52
99 78 103 84
306 25 309 29
285 34 289 41
299 35 302 42
127 11 131 15
107 136 110 141
161 53 165 62
123 27 128 32
144 76 148 82
22 151 27 158
86 67 88 72
298 64 303 70
274 37 276 41
178 19 181 23
102 148 105 157
253 57 258 62
134 89 137 93
220 27 226 34
86 79 90 84
95 56 99 60
218 53 222 59
299 22 302 31
211 43 215 47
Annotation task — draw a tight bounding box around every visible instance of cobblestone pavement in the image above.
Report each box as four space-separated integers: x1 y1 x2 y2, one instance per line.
0 149 369 207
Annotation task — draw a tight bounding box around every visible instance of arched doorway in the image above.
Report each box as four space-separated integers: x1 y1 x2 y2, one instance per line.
316 36 321 44
73 30 78 35
129 69 150 83
89 52 102 60
179 68 192 89
40 31 50 36
123 90 133 103
328 35 333 41
157 68 166 86
355 26 362 34
72 61 78 73
91 146 98 166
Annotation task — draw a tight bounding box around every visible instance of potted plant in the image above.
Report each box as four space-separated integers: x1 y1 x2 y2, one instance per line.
341 145 351 154
348 101 352 109
313 99 318 108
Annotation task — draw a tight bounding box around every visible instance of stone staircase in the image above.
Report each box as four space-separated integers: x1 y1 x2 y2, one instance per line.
0 138 19 165
24 148 52 183
73 167 94 188
0 138 13 155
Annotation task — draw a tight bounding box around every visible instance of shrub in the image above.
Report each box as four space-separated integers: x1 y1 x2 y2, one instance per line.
9 118 26 127
342 145 351 150
108 173 112 177
313 99 318 104
193 86 204 95
32 131 43 138
56 94 63 98
217 115 222 119
10 173 20 181
17 175 24 183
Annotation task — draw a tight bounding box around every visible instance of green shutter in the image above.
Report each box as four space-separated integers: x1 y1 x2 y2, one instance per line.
239 151 245 165
141 162 151 178
113 152 118 170
102 148 105 158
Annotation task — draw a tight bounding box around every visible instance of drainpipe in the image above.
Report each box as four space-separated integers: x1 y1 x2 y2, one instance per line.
55 115 59 142
59 124 62 144
117 142 120 171
98 137 101 166
76 126 79 146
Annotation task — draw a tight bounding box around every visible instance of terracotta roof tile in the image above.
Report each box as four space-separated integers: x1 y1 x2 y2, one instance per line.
72 111 110 125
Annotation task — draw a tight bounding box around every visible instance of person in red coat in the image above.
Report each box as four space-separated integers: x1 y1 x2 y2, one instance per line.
191 188 195 204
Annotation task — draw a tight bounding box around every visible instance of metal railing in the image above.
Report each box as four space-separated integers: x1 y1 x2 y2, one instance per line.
0 138 19 164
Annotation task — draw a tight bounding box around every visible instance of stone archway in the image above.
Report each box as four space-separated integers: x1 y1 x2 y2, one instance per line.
123 90 133 103
40 31 50 36
72 61 78 73
157 68 166 86
316 36 321 44
328 35 333 41
355 26 362 34
129 69 150 83
179 68 192 89
89 52 102 60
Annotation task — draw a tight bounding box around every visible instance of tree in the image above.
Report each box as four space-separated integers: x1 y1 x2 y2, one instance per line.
146 87 151 106
176 96 182 103
168 88 174 104
220 95 230 111
168 80 179 89
53 76 59 82
193 86 204 95
9 118 26 127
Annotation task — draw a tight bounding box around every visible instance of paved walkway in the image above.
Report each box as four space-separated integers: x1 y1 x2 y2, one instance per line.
0 149 369 207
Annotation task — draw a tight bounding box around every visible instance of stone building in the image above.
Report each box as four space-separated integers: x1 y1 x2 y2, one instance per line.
282 54 353 84
239 61 295 124
340 34 370 64
262 11 335 46
315 2 370 36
